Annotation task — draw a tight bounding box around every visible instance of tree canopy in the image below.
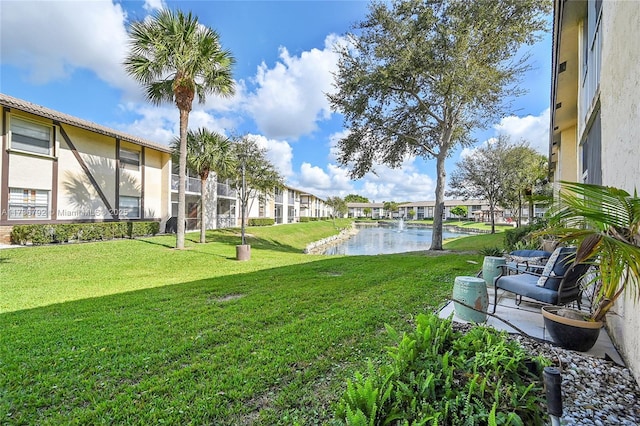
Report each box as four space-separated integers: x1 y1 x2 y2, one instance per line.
325 196 348 228
344 194 370 203
447 136 547 233
450 205 468 219
223 136 284 244
328 0 550 249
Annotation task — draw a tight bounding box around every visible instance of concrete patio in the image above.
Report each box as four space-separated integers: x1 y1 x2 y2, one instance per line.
439 284 625 366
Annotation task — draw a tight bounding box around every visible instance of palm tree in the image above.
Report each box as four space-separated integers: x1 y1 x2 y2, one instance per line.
171 128 235 244
544 181 640 322
124 9 235 249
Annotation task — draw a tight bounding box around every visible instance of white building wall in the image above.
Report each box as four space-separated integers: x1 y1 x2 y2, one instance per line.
598 1 640 383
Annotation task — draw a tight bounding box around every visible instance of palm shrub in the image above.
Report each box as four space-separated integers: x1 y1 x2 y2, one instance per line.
543 181 640 322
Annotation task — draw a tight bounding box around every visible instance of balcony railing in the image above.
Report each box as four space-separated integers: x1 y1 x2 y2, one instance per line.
217 182 237 198
275 193 283 203
171 174 201 193
216 215 236 229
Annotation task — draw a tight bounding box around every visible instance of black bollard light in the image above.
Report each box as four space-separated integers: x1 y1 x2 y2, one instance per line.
543 366 563 426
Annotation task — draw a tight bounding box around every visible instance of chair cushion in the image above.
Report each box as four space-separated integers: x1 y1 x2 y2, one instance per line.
510 249 552 259
497 273 559 304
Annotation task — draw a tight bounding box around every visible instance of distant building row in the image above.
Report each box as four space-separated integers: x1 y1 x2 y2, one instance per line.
0 94 329 242
346 201 546 223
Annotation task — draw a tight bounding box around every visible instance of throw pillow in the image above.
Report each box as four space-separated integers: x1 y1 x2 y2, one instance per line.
536 247 563 287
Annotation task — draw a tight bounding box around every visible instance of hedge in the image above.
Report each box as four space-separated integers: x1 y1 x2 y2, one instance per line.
10 221 160 245
247 218 275 226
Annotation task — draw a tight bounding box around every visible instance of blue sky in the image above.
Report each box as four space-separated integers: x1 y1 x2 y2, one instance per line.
0 0 551 202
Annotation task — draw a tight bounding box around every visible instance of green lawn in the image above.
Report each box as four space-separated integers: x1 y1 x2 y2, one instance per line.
1 221 488 424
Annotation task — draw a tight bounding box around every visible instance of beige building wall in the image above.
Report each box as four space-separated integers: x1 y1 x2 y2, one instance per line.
598 1 640 383
57 125 118 220
556 126 578 183
144 148 168 221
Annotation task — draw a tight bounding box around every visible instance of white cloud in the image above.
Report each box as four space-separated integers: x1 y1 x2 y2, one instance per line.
115 104 177 146
358 162 436 203
245 34 343 139
143 0 165 12
493 108 550 154
114 103 236 146
0 0 135 93
295 156 436 203
246 134 294 179
300 163 333 189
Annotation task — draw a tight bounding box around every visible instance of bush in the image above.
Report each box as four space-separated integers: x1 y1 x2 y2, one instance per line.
248 218 275 226
504 220 547 252
335 314 549 425
479 246 505 257
129 221 160 237
299 217 311 223
10 221 160 245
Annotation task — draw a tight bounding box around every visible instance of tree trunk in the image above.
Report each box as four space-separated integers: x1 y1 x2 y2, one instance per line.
176 108 189 249
517 194 523 227
528 194 534 224
200 175 207 244
431 152 447 250
490 204 496 234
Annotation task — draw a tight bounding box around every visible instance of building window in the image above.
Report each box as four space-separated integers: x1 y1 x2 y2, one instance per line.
10 116 53 156
119 196 140 219
582 109 602 185
8 188 49 220
120 148 140 168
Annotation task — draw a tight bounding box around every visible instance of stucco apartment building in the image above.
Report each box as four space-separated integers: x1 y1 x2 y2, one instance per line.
0 94 172 242
0 94 329 242
550 0 640 380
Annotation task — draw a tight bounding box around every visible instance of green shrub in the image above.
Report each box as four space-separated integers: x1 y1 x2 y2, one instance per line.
299 217 310 223
130 221 160 237
9 221 160 245
10 225 31 245
479 246 505 257
51 224 79 243
247 218 275 226
335 314 549 425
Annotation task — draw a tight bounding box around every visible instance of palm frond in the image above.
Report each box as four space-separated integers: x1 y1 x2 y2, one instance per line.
545 181 640 321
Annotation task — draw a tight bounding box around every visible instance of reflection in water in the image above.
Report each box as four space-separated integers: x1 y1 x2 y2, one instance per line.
322 225 464 255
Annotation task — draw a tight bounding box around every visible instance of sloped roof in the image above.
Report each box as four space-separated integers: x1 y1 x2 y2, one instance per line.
0 93 172 153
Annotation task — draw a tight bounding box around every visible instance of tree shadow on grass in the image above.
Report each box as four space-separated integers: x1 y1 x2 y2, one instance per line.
185 228 304 254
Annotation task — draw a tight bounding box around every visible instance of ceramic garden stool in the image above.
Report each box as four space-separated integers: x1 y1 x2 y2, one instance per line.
482 256 506 287
453 276 489 323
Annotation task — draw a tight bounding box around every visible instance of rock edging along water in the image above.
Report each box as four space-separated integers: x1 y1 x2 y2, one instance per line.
304 225 359 254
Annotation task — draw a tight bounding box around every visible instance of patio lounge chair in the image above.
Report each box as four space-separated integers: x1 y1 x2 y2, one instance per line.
491 247 590 313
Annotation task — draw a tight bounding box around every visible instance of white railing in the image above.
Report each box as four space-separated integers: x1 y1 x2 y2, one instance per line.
216 215 236 229
216 182 237 198
171 174 201 193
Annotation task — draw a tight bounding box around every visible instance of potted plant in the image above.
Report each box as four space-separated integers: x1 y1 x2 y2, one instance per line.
539 181 640 351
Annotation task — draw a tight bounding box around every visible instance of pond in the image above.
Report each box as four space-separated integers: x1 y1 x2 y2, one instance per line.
322 222 467 255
